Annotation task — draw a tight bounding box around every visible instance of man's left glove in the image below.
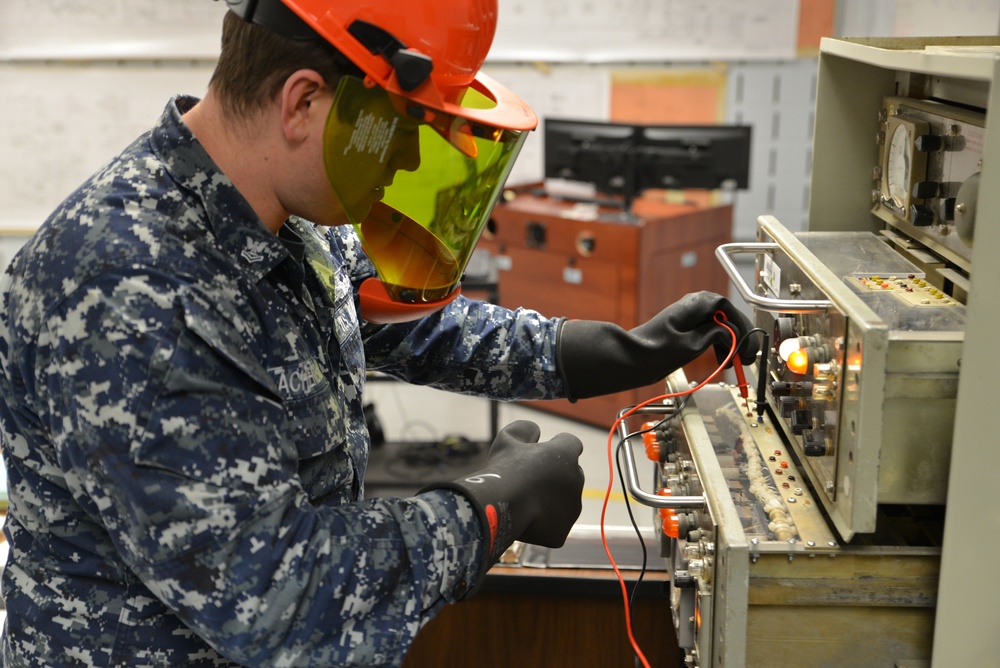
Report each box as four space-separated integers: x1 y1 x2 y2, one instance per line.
557 290 758 401
422 420 584 593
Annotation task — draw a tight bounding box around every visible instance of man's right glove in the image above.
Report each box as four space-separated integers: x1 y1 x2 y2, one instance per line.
557 290 758 401
424 420 584 581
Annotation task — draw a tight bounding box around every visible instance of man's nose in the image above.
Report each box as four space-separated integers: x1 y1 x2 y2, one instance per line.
390 132 421 173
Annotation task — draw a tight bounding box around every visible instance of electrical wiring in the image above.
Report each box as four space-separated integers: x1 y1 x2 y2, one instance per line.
613 454 647 625
615 395 690 614
598 312 745 667
612 401 688 624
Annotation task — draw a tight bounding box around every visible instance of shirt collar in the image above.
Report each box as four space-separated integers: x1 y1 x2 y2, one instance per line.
278 223 307 264
149 95 290 282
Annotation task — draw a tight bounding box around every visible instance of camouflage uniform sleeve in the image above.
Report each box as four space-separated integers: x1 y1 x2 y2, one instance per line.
39 268 484 666
362 297 567 401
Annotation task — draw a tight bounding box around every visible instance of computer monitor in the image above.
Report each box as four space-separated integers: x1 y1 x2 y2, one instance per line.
543 118 752 210
635 125 751 192
542 119 639 202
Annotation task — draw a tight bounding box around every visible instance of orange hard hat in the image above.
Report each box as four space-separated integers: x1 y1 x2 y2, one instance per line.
226 0 536 134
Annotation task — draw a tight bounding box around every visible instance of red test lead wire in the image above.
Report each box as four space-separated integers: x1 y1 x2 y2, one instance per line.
717 311 750 411
599 311 740 668
733 355 750 412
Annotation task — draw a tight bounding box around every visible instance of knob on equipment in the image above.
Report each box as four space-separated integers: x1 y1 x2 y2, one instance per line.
955 172 980 246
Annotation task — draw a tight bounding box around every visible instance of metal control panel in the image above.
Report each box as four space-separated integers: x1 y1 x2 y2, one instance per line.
874 95 984 271
626 378 937 668
711 79 986 543
719 217 965 540
644 383 837 666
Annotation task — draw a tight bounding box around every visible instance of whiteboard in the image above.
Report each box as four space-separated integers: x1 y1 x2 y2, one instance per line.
0 0 227 59
0 62 214 228
1 0 798 62
491 0 800 62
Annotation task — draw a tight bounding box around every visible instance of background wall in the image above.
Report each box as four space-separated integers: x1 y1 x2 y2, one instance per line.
1 0 998 262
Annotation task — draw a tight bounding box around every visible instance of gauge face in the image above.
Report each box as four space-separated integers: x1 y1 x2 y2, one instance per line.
879 112 929 221
886 124 911 208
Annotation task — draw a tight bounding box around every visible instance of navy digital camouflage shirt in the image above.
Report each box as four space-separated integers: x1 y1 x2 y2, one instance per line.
0 96 565 667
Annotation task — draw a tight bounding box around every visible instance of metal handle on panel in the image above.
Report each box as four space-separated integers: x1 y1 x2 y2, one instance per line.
715 242 833 314
616 405 706 510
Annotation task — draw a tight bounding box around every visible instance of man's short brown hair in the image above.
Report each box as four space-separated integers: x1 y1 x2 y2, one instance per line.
210 11 361 120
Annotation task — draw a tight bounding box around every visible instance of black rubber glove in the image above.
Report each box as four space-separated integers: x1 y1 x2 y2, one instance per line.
557 290 758 401
423 420 584 585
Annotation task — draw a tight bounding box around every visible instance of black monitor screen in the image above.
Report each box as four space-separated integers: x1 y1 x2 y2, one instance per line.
543 118 752 208
635 125 751 191
542 119 638 198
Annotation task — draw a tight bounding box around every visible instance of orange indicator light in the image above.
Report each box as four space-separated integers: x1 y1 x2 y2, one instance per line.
657 489 680 538
642 431 660 461
787 348 810 375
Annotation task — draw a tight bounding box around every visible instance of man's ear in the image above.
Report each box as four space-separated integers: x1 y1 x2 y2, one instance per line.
279 69 328 142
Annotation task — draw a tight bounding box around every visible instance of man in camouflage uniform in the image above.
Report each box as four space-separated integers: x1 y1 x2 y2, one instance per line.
0 2 756 666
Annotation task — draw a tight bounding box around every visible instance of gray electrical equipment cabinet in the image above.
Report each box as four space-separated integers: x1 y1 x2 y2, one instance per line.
617 36 1000 668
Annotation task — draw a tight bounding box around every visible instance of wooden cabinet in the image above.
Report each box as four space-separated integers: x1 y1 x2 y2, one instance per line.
481 189 732 427
403 569 676 667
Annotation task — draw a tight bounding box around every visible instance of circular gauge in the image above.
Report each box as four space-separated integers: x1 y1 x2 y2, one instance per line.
879 113 930 221
885 124 912 208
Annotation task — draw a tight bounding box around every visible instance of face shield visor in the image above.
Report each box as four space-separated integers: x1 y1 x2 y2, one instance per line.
323 75 529 323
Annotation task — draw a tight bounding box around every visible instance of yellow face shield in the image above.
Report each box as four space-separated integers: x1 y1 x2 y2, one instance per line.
323 76 528 322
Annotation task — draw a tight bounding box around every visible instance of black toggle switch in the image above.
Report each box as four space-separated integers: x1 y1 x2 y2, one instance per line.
909 204 936 227
914 134 944 152
791 409 812 435
911 181 940 199
803 429 829 456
